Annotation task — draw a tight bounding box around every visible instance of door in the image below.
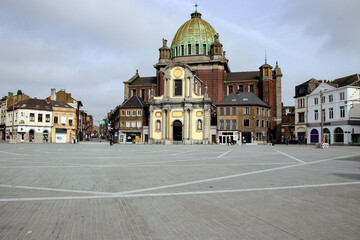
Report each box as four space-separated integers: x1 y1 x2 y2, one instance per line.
173 120 182 141
55 134 67 143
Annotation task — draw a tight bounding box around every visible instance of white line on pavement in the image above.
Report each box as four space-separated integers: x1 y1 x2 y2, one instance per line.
0 184 114 195
115 153 360 195
217 149 232 158
0 150 28 156
124 181 360 197
170 150 196 155
273 149 305 163
1 181 359 202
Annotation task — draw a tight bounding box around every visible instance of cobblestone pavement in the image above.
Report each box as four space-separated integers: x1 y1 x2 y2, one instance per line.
0 143 359 239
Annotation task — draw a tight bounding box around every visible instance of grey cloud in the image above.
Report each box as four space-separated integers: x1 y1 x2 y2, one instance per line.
281 0 360 55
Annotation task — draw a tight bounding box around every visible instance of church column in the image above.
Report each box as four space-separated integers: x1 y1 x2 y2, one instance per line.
149 107 153 141
184 108 188 139
189 107 193 140
162 110 166 140
167 107 171 140
204 106 208 141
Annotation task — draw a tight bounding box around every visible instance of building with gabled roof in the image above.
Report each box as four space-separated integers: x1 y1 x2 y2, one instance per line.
50 100 77 143
294 73 360 145
294 78 322 143
6 98 52 142
216 92 271 144
117 95 148 144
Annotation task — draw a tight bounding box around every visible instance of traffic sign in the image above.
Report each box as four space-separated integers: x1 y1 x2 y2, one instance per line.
97 120 105 125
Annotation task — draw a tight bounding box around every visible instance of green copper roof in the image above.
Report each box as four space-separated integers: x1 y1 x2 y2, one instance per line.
171 12 217 57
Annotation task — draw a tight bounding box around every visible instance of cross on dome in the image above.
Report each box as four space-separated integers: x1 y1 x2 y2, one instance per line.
194 3 199 12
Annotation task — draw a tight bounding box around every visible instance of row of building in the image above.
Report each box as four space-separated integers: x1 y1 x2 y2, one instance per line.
105 10 359 146
0 89 94 143
106 10 282 145
294 74 360 145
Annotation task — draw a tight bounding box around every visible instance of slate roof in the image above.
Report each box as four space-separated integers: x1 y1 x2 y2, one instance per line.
332 74 360 87
216 92 270 108
294 78 322 98
8 98 51 111
49 101 74 108
121 96 147 108
130 76 157 87
225 71 260 82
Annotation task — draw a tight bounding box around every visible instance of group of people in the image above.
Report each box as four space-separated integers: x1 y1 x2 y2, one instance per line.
226 136 247 145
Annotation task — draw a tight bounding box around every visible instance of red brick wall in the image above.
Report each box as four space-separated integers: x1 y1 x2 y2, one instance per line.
127 86 153 102
157 72 164 96
196 68 225 104
262 80 277 130
224 82 260 97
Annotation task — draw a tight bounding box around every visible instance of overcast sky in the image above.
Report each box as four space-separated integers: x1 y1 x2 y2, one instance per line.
1 0 359 123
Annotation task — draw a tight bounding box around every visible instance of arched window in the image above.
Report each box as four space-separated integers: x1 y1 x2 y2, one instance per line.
197 119 202 130
334 127 344 143
310 129 319 143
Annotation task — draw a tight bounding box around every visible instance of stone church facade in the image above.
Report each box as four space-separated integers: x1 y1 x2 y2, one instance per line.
149 65 212 144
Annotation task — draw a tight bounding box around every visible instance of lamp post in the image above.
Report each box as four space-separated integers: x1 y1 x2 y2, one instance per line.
11 100 15 140
320 90 323 143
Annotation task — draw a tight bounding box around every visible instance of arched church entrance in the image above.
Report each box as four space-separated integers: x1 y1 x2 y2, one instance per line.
173 120 183 141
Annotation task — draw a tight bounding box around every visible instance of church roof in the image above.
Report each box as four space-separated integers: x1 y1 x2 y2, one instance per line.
216 92 270 108
120 95 147 109
225 71 260 82
171 11 217 55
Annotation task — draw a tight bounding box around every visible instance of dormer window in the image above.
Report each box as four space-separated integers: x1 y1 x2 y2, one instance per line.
188 44 191 55
195 44 199 55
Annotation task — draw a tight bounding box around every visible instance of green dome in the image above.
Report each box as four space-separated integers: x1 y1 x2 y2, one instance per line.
171 12 217 57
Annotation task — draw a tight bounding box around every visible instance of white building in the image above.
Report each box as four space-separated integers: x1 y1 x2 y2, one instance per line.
307 80 360 145
294 79 321 143
6 98 53 142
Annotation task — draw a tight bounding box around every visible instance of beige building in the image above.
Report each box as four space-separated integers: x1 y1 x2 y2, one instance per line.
149 65 212 144
6 98 52 143
50 101 77 143
1 90 30 140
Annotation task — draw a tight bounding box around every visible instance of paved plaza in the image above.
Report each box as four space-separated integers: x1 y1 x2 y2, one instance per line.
0 143 359 239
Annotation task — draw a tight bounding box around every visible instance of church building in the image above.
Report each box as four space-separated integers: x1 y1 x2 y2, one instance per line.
123 9 283 143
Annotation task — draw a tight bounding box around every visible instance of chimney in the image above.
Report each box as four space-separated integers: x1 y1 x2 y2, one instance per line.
8 92 13 98
51 88 56 100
